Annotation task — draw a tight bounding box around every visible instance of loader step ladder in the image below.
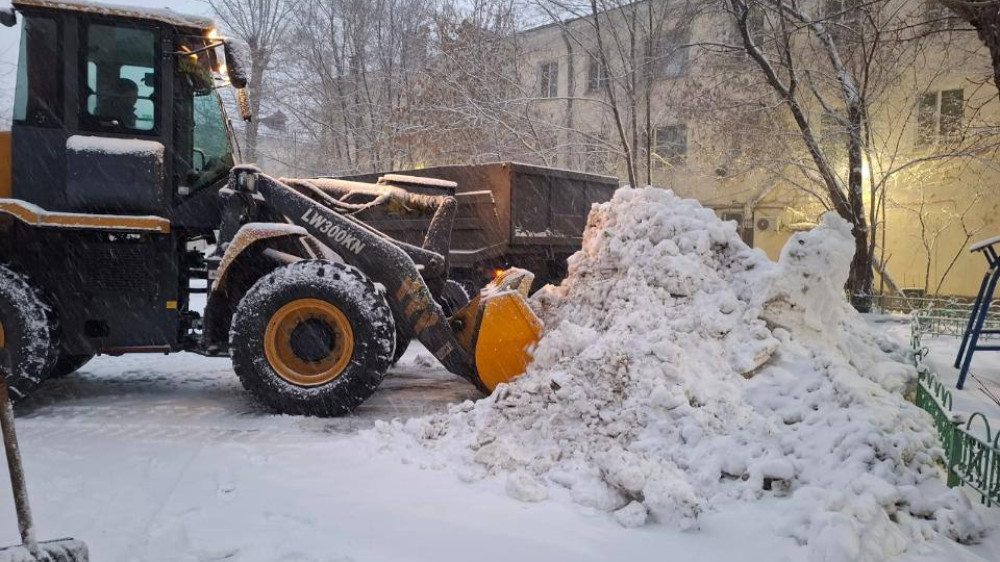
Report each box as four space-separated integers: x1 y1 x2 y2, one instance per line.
955 235 1000 389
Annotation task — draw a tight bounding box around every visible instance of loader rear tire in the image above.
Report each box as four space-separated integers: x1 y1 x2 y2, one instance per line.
0 265 54 401
230 260 395 416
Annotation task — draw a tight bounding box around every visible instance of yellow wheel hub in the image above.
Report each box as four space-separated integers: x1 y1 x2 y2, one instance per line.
264 298 354 387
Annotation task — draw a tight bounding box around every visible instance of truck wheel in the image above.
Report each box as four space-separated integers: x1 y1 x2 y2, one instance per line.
0 265 54 401
47 351 94 379
230 260 395 416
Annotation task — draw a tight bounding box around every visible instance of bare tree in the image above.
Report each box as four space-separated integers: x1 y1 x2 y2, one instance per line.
405 1 546 165
722 0 879 306
269 0 440 172
210 0 297 161
0 41 17 129
704 0 1000 307
231 0 1000 307
891 165 995 295
526 0 708 187
938 0 1000 99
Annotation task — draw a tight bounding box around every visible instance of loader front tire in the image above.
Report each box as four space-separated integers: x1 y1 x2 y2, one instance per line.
230 260 395 416
0 265 54 401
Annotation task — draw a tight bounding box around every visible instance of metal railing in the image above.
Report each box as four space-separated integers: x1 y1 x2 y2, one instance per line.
869 293 975 314
912 326 1000 506
864 293 1000 338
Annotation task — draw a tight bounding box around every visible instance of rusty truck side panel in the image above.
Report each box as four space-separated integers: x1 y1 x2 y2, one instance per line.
338 162 618 290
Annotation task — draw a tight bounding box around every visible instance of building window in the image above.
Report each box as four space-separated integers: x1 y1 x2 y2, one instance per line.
654 124 687 165
824 0 861 41
925 0 960 30
587 54 609 93
583 132 610 174
721 211 753 245
917 89 963 146
649 30 689 78
825 0 861 25
715 144 742 178
539 61 559 99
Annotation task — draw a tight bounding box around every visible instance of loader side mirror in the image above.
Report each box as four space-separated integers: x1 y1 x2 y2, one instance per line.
0 7 16 27
237 170 257 192
223 38 249 89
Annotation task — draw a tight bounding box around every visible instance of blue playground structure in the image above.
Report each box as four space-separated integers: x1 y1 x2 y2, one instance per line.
956 236 1000 389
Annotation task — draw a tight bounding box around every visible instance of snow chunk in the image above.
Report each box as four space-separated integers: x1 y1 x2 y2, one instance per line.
614 501 649 528
762 212 855 339
505 472 548 502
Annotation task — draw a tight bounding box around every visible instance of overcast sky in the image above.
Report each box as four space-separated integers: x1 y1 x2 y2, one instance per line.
1 0 211 124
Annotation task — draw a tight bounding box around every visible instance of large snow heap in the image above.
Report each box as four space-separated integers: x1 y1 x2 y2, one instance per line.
373 187 983 562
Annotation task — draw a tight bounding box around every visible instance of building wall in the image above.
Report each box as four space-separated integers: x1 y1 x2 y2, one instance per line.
515 0 1000 297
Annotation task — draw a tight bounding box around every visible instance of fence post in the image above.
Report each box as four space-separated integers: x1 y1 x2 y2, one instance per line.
948 418 963 488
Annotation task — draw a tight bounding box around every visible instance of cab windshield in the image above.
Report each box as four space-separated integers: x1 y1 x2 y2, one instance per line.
175 35 235 192
190 89 234 190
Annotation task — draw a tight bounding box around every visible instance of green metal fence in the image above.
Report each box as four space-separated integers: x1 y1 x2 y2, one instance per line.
860 293 1000 336
862 292 1000 338
912 327 1000 506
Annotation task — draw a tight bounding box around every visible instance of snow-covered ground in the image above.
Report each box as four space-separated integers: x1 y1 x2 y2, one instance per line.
907 322 1000 432
0 345 995 562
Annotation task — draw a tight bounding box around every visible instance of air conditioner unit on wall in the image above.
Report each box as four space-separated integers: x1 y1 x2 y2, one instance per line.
754 215 779 232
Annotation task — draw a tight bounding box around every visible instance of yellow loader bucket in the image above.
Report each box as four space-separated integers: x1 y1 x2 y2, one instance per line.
451 268 544 391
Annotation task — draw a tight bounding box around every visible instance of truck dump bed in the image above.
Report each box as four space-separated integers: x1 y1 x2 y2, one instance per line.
337 162 618 291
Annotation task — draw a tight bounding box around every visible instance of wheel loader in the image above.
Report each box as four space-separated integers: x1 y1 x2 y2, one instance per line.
0 0 543 416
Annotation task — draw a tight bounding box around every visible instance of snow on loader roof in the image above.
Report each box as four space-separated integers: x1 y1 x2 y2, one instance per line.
373 186 985 562
12 0 215 31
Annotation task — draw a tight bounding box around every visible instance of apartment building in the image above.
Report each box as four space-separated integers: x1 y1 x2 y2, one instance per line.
514 0 1000 297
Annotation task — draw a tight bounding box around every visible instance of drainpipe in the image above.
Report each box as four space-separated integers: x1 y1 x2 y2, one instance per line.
561 29 575 170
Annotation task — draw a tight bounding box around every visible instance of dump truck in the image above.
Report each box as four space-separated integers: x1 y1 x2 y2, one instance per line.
0 0 543 416
340 164 618 293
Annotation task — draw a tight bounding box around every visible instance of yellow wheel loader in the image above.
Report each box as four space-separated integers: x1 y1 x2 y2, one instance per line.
0 0 542 416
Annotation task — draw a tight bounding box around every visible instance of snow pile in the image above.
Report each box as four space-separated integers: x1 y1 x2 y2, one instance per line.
372 187 984 562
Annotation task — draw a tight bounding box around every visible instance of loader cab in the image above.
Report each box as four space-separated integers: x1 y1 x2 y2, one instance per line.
8 0 239 228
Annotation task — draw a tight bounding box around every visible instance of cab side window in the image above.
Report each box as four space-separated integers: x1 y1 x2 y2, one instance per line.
81 23 158 133
13 16 62 128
